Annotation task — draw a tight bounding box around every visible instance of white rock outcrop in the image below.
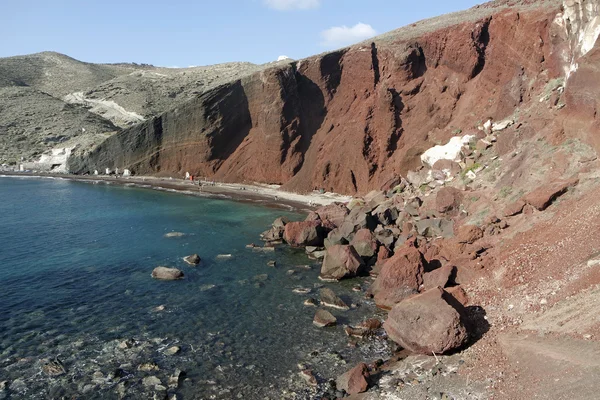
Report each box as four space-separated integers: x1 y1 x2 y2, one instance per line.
420 135 475 167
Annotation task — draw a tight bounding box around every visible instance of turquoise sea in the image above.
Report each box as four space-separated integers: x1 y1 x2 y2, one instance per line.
0 177 387 399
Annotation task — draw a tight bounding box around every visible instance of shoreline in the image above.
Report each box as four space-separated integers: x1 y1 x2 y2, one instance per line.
0 172 352 211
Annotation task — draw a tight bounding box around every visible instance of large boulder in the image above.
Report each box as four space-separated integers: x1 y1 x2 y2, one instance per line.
522 178 578 211
315 203 349 228
336 363 370 395
350 229 377 258
370 246 424 309
364 190 387 209
436 187 463 215
383 287 469 354
372 200 399 226
151 267 184 280
320 245 365 281
283 220 323 247
320 288 350 310
339 206 377 240
324 228 349 248
422 265 456 290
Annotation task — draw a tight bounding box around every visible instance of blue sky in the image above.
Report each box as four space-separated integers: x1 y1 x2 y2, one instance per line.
1 0 482 66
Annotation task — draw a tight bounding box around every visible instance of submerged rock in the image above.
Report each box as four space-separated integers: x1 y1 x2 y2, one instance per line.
313 309 337 327
151 267 184 280
41 358 66 376
383 287 469 354
183 254 201 265
164 232 185 238
299 369 318 386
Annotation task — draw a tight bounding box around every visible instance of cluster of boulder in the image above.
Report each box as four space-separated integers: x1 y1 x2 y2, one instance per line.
261 183 479 357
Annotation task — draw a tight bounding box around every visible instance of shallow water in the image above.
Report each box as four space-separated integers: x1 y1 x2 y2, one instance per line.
0 177 389 399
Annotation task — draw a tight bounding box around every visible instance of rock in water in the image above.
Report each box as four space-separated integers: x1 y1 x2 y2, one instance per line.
383 287 469 354
370 246 424 309
164 232 185 238
320 245 365 281
336 363 370 394
151 267 184 280
313 309 337 327
319 287 350 310
183 254 201 265
299 369 318 386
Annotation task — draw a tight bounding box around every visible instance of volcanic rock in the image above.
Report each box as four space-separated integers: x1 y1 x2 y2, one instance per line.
456 224 484 244
283 220 323 247
336 363 370 395
370 246 424 309
436 187 464 215
423 265 456 290
320 287 350 310
350 229 377 258
313 309 337 328
151 267 184 280
383 287 469 354
320 245 365 281
503 200 526 217
315 203 349 228
324 228 349 248
522 178 579 211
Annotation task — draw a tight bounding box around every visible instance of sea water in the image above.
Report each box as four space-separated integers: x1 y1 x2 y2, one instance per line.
0 177 388 399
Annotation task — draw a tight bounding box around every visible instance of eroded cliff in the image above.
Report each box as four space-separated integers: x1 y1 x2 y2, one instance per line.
70 0 600 195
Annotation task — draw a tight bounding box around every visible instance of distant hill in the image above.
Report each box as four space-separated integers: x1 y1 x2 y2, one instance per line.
0 51 268 164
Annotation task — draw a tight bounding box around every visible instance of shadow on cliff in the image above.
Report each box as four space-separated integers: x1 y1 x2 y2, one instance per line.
203 80 252 168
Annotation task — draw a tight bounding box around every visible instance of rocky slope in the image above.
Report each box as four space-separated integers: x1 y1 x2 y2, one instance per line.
68 0 600 197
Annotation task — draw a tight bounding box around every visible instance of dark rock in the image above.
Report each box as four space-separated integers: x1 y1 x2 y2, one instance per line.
339 207 377 240
336 363 369 395
320 245 365 281
320 288 350 310
313 309 337 327
383 287 469 354
283 220 324 247
350 229 377 258
151 267 184 280
183 254 201 265
370 246 424 309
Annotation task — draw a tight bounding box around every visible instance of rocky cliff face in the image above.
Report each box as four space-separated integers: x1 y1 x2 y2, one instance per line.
70 0 600 195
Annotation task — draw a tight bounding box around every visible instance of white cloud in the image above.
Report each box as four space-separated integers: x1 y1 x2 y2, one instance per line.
320 23 377 48
264 0 320 10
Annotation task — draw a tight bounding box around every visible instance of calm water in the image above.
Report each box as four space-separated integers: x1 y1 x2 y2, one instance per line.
0 177 387 399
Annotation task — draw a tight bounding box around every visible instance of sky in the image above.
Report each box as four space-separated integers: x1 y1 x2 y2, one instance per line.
1 0 483 67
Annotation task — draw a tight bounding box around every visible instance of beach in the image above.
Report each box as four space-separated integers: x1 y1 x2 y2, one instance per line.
0 172 352 211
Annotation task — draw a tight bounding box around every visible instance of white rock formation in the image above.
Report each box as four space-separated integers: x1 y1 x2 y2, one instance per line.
420 135 475 167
